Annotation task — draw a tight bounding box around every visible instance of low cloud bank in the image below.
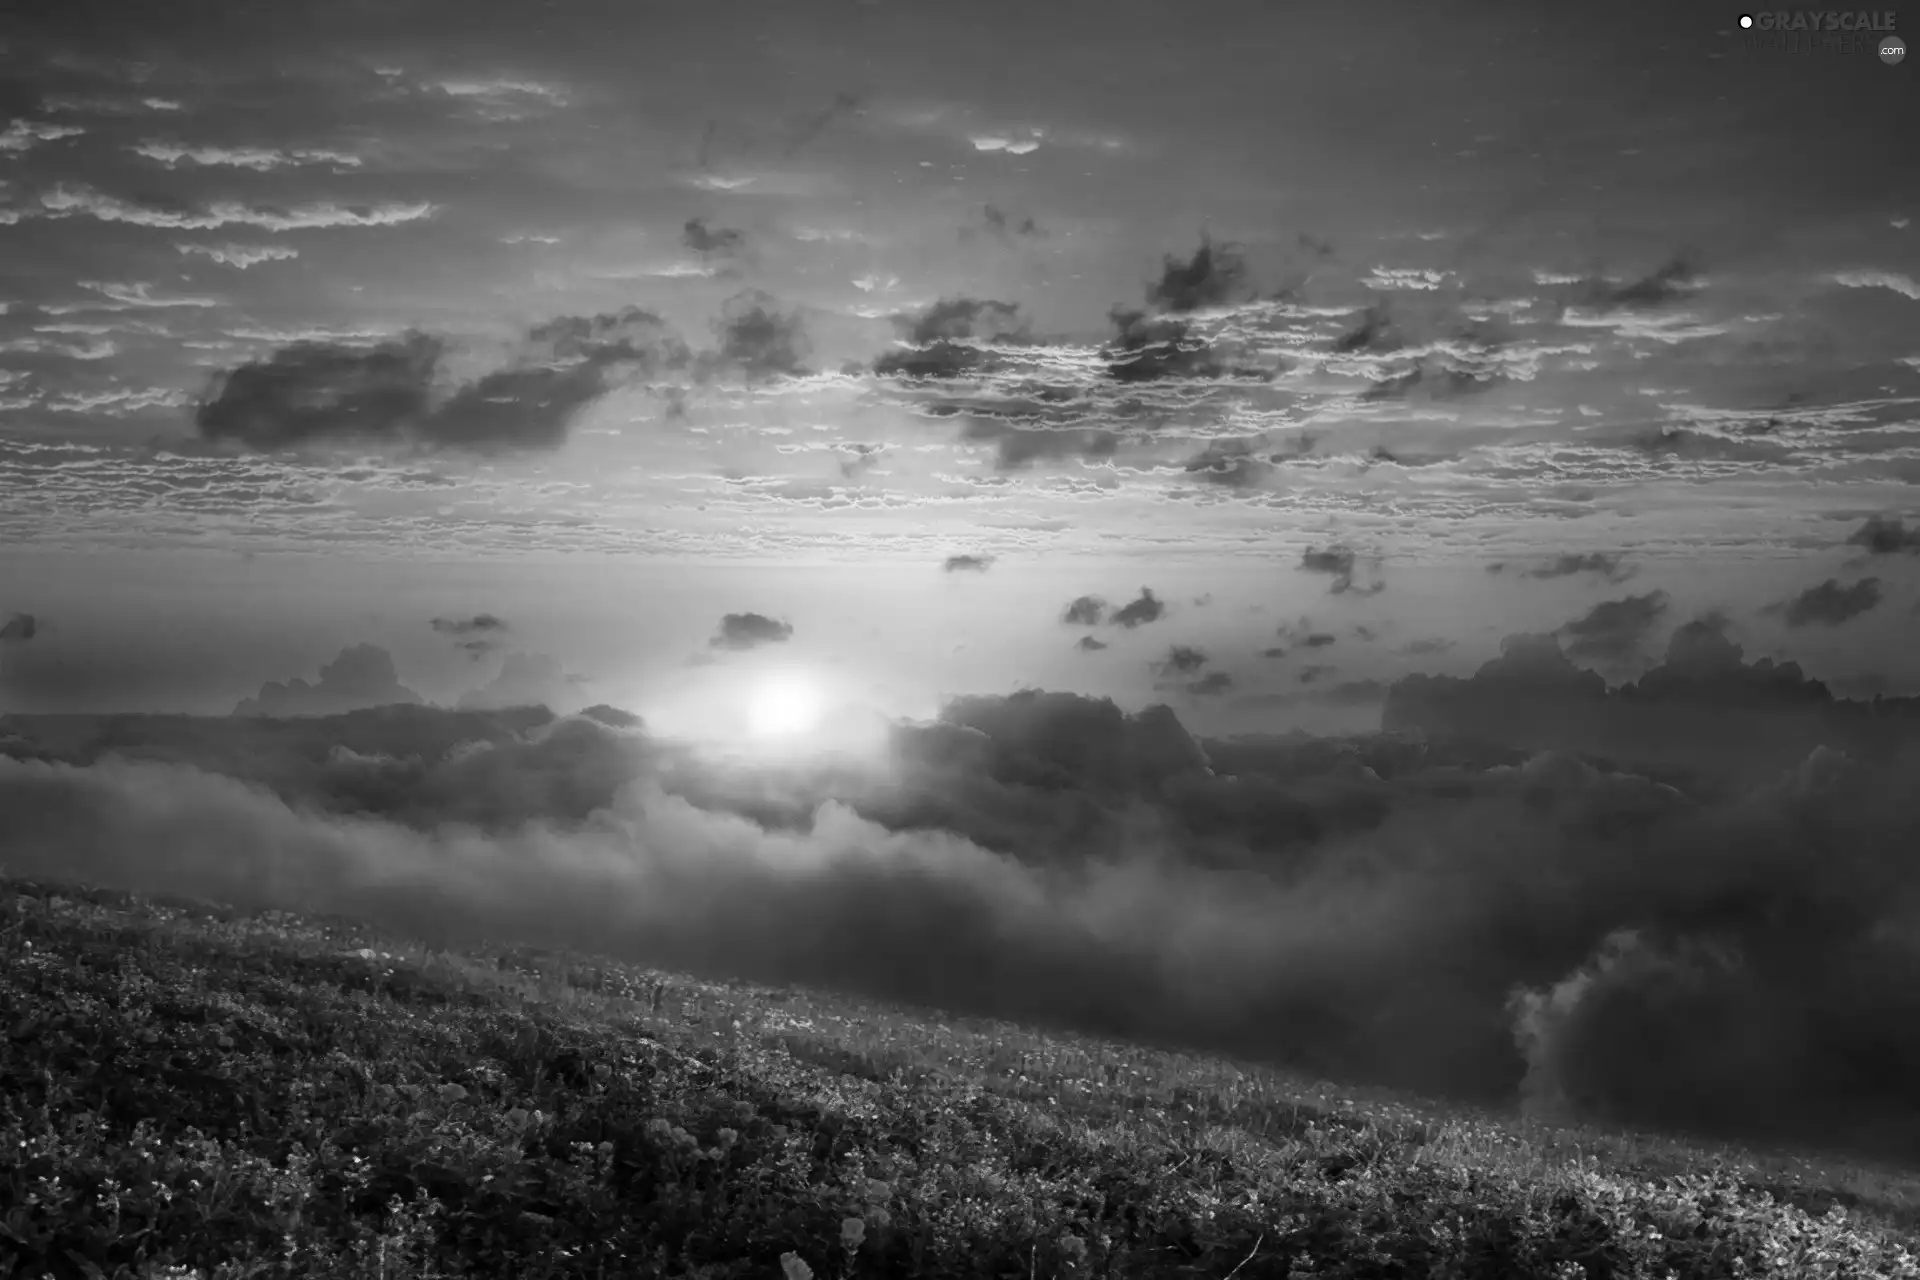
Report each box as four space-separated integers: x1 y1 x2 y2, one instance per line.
5 688 1920 1164
1385 625 1920 782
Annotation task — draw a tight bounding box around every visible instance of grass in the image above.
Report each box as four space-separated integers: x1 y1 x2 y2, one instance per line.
4 874 1920 1278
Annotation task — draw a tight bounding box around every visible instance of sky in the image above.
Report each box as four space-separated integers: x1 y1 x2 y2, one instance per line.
2 0 1918 722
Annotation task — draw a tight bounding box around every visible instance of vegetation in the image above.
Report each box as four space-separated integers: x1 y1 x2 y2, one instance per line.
5 873 1920 1278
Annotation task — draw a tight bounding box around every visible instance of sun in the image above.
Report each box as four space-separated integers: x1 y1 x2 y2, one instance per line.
745 671 827 740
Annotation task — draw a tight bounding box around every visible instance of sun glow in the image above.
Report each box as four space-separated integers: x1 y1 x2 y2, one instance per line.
745 671 827 740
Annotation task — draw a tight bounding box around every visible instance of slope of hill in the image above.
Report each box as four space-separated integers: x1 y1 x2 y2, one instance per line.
5 874 1919 1279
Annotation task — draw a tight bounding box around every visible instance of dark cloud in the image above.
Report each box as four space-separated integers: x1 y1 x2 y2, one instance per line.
709 612 794 650
1297 544 1381 595
1155 645 1209 676
1181 438 1272 489
1523 552 1635 582
704 291 811 383
1629 427 1789 465
1109 588 1166 629
1303 632 1337 649
433 614 509 661
957 419 1123 472
233 643 424 717
1768 577 1883 628
1074 636 1109 652
457 651 583 714
1185 671 1233 696
197 309 690 453
1846 515 1920 555
1259 646 1288 659
1360 364 1503 401
682 217 745 258
1103 310 1224 383
1144 236 1250 314
1384 616 1920 784
1569 253 1700 310
1401 637 1454 656
1297 664 1334 684
1334 303 1403 355
1061 595 1106 626
896 298 1027 347
430 614 508 636
871 298 1027 380
941 554 994 573
1 614 37 642
196 333 441 451
1097 235 1255 383
976 204 1044 243
11 683 1920 1166
1559 590 1670 662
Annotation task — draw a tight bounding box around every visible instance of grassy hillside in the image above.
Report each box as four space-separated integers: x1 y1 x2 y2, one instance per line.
5 873 1920 1279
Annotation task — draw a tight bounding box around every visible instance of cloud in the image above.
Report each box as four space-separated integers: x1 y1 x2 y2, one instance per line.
431 614 509 658
130 142 361 170
1181 438 1273 489
871 298 1028 380
1145 237 1250 314
1 614 38 642
1830 270 1920 301
1569 253 1701 310
683 217 745 258
1558 590 1670 662
9 689 1920 1163
704 291 811 383
1297 544 1381 595
1061 595 1106 626
1846 515 1920 555
77 280 220 308
1109 588 1166 629
942 554 994 572
710 612 794 650
1185 671 1233 696
457 651 583 713
968 204 1045 244
1104 310 1223 383
1522 553 1636 583
1768 578 1883 628
233 644 424 716
1074 636 1109 652
1155 645 1208 676
42 184 434 232
175 243 299 270
1334 303 1404 355
430 614 509 636
0 120 85 154
196 308 690 453
1098 236 1254 383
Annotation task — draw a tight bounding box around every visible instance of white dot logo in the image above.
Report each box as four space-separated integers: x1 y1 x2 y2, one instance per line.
1884 34 1908 65
1738 14 1754 28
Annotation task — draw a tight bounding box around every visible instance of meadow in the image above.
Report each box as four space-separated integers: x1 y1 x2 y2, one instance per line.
6 872 1920 1279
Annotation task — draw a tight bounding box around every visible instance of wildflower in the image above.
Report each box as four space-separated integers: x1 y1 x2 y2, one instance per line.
716 1127 738 1149
841 1216 866 1250
437 1083 467 1103
780 1253 813 1280
1059 1233 1088 1261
